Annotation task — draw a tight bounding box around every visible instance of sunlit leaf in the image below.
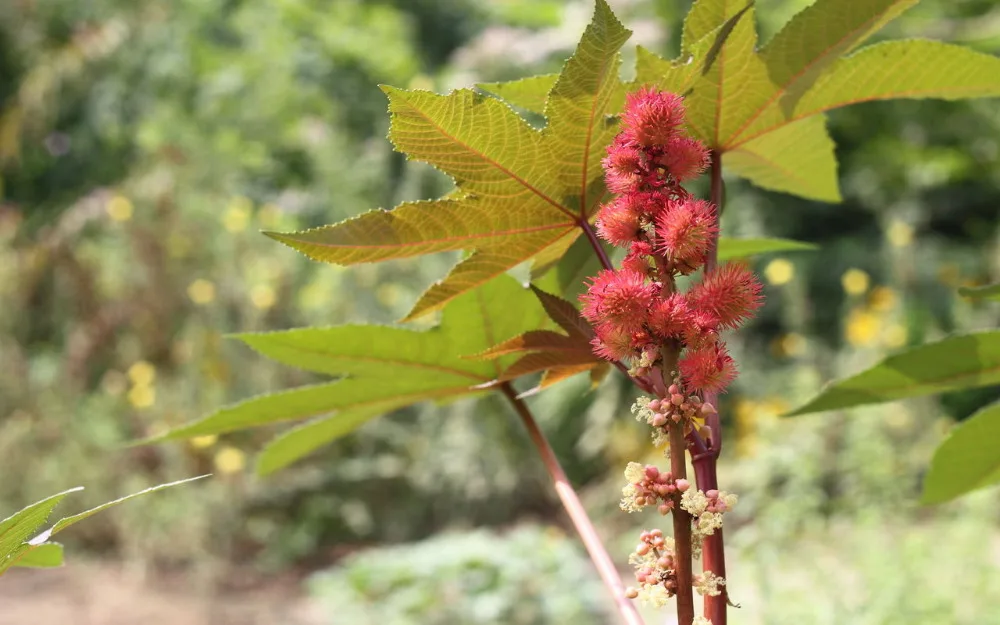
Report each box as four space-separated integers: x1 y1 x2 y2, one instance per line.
727 0 918 145
478 74 558 114
716 237 818 260
788 331 1000 416
543 0 630 213
270 3 636 319
730 40 1000 149
922 401 1000 504
959 283 1000 302
724 115 841 202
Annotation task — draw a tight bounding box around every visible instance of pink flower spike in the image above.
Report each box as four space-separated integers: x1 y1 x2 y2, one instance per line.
655 198 718 273
595 199 642 247
648 293 692 340
659 136 710 182
679 342 738 394
590 322 635 361
602 135 644 194
580 269 654 332
621 87 686 147
687 262 764 330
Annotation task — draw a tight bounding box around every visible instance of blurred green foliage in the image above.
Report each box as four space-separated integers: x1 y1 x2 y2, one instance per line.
1 0 999 620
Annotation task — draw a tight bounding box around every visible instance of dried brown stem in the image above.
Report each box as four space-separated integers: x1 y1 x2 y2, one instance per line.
499 383 646 625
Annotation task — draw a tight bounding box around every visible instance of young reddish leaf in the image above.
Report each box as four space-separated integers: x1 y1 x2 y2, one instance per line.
922 401 1000 504
530 284 594 339
469 330 583 360
724 115 841 202
498 350 603 383
479 74 558 116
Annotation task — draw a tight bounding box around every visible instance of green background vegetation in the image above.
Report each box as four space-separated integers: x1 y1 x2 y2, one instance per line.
1 0 998 622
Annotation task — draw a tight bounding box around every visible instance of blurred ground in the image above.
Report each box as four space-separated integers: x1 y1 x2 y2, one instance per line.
0 564 324 625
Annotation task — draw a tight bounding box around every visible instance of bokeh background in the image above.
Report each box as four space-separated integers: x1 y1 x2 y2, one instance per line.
1 0 999 623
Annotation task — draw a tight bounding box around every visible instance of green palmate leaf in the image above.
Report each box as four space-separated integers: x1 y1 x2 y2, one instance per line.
271 2 634 320
788 331 1000 416
716 237 818 260
726 0 918 146
730 40 1000 149
922 401 1000 504
156 276 547 473
543 0 630 212
0 488 80 573
959 283 1000 302
255 407 392 476
684 2 775 147
12 543 63 569
632 46 704 95
478 74 558 115
724 114 841 202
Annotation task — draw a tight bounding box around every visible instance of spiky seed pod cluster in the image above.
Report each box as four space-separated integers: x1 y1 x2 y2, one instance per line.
581 87 763 395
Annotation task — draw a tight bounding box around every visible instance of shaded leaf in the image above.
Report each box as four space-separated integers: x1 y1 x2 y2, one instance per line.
255 407 393 476
11 543 63 569
724 115 840 202
922 401 1000 504
154 276 547 473
716 237 818 260
788 331 1000 416
959 283 1000 302
478 74 558 114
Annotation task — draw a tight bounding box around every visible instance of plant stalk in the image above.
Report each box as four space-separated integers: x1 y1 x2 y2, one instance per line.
698 149 729 624
580 218 614 271
499 383 645 625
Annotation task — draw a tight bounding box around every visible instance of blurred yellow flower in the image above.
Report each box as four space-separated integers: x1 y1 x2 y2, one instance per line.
222 197 252 232
937 263 961 286
887 220 914 247
868 286 897 312
772 332 806 357
884 323 908 348
764 259 794 286
188 279 216 305
258 203 283 229
101 370 127 396
127 384 156 409
167 233 193 259
190 435 218 450
214 446 246 475
846 308 880 346
841 268 870 295
375 283 401 308
250 284 277 310
127 360 156 386
106 195 134 222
